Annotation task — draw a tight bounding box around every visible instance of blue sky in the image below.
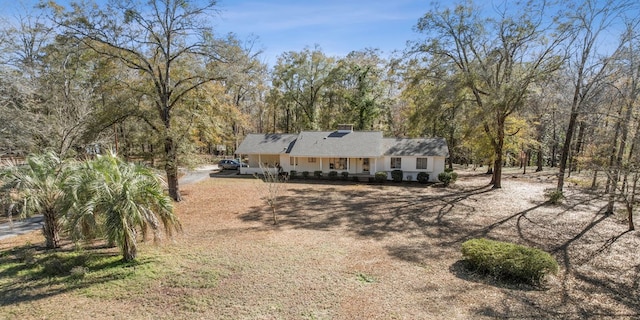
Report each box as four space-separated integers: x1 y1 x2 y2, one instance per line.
1 0 431 66
214 0 430 65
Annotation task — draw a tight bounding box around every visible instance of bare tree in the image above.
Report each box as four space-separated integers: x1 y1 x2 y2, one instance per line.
254 164 287 225
556 0 635 193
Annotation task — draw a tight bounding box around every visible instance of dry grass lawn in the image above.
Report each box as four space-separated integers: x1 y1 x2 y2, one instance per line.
1 167 639 319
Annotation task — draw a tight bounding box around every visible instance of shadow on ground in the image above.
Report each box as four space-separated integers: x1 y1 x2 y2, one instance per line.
240 179 640 318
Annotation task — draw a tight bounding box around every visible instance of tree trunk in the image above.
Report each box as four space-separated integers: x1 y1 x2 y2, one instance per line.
272 206 278 225
122 230 137 262
43 210 61 249
165 136 182 202
628 172 637 231
491 117 506 188
557 109 579 192
536 147 543 172
607 102 632 215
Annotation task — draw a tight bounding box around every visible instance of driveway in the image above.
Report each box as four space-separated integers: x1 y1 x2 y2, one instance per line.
0 164 220 241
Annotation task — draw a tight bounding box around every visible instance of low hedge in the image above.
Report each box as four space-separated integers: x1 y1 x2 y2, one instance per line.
461 238 559 285
328 171 338 179
374 171 387 183
391 170 403 182
438 171 458 186
302 171 309 179
313 170 323 178
289 170 297 179
417 172 429 184
341 171 349 180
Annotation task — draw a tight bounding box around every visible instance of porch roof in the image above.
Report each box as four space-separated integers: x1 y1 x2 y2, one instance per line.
235 134 298 155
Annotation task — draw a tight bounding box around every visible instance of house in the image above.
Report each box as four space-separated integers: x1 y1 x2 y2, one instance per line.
235 125 449 182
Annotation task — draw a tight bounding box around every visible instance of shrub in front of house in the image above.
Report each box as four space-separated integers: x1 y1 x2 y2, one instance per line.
391 170 403 182
417 172 429 184
290 170 297 179
450 171 458 182
445 167 454 173
461 238 559 285
314 171 323 178
328 171 338 179
302 171 310 179
341 171 349 180
374 171 387 183
352 175 359 182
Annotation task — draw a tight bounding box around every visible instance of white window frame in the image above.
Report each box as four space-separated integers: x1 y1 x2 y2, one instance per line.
391 157 402 169
416 157 428 170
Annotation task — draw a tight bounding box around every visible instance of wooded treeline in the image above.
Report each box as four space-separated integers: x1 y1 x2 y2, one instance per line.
0 0 639 216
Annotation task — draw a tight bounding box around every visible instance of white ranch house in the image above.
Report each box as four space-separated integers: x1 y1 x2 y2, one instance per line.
235 125 449 182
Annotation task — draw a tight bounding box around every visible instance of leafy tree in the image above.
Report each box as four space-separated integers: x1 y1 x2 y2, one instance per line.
64 152 181 261
271 45 337 131
48 0 255 201
412 1 564 188
0 152 70 248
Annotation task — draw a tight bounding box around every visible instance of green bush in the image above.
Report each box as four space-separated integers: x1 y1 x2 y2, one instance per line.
438 172 452 186
461 238 559 285
445 167 454 173
352 175 360 182
289 170 297 179
313 171 323 178
450 171 458 182
328 171 338 179
341 171 349 180
545 189 564 204
302 171 309 179
417 172 429 184
391 170 403 182
374 171 387 183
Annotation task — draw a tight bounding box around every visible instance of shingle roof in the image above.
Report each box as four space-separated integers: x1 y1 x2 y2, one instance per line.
383 137 450 157
288 131 383 157
235 134 298 155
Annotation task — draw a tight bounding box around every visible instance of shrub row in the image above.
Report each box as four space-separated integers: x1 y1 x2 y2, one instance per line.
289 170 434 184
461 238 559 285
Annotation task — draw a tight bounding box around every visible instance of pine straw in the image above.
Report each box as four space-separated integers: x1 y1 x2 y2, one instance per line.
1 167 639 319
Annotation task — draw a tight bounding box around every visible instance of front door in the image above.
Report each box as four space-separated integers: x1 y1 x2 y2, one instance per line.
362 158 370 173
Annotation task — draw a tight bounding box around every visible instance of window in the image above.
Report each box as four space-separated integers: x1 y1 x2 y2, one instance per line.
308 157 316 163
329 158 348 170
416 157 428 170
290 157 297 166
391 157 402 169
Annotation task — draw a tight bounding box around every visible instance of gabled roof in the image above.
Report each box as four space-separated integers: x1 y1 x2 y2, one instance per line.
235 134 298 155
288 131 383 157
383 137 450 157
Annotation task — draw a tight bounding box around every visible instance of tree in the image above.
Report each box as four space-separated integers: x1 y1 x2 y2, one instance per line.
48 0 254 201
412 0 563 188
64 152 181 261
254 164 287 225
271 45 337 131
555 0 635 193
0 152 69 248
